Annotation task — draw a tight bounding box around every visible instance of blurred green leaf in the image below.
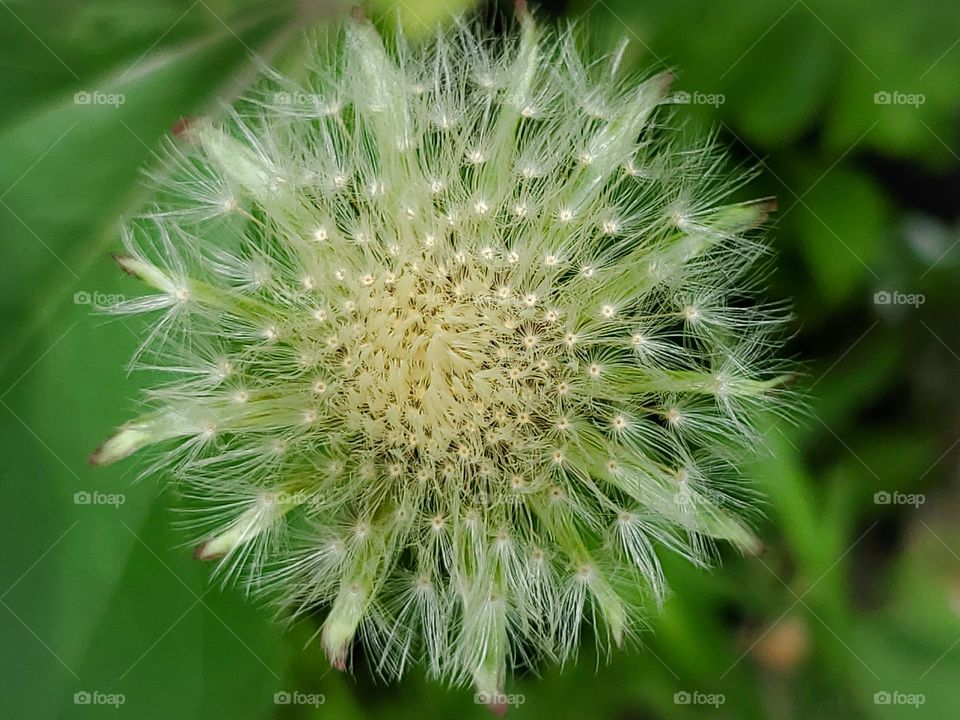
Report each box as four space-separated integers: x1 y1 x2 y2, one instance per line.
793 169 888 305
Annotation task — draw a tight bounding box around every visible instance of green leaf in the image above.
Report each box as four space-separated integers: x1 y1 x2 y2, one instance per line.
793 169 888 306
0 6 330 719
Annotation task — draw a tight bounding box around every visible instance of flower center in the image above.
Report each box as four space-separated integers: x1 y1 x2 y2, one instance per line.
317 259 566 473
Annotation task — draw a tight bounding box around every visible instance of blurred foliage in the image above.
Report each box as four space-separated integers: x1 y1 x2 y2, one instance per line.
0 0 958 718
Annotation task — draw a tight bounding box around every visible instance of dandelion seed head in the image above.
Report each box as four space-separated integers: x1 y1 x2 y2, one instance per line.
95 14 788 699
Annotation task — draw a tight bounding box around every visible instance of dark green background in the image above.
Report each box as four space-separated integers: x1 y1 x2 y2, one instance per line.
2 0 958 717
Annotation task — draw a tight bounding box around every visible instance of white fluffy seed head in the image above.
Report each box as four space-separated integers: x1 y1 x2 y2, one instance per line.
94 14 790 698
